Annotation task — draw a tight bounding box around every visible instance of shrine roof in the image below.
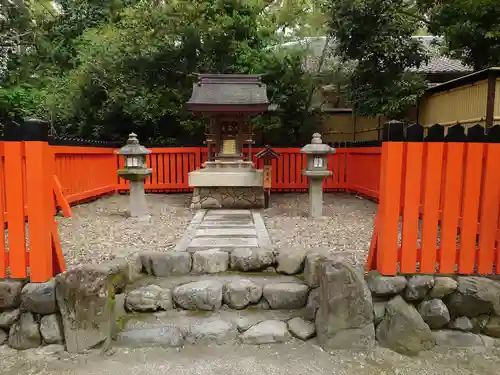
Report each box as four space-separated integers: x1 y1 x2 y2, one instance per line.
187 74 269 109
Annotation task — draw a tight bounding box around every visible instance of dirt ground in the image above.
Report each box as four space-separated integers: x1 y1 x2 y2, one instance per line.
2 340 500 375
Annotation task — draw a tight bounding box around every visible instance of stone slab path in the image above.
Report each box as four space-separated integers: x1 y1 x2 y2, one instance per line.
174 209 271 252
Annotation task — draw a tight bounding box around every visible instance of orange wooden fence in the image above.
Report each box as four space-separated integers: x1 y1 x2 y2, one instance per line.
367 141 500 276
114 147 381 197
0 139 65 282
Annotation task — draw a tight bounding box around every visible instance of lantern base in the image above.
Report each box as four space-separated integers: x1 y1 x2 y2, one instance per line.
190 187 265 209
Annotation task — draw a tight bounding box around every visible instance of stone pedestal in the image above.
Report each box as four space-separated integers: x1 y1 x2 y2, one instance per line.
191 187 264 209
129 181 149 219
189 164 264 209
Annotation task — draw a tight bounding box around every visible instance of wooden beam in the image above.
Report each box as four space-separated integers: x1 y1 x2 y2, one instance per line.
486 73 497 128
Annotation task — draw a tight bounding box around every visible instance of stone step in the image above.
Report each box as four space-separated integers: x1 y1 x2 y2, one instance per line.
203 214 253 222
195 228 258 237
115 308 315 348
207 209 252 215
198 222 255 229
188 237 259 249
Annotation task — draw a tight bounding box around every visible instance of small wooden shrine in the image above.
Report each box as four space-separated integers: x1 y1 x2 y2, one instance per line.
187 74 269 209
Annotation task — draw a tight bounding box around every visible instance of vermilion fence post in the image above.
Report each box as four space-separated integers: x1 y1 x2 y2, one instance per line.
24 119 54 282
4 121 28 278
377 142 404 275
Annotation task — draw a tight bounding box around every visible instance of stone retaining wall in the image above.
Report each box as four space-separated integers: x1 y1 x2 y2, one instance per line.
2 246 500 356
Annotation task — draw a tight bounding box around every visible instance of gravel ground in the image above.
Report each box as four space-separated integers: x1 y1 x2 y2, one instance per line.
2 341 500 375
264 193 377 267
57 192 377 267
57 193 193 267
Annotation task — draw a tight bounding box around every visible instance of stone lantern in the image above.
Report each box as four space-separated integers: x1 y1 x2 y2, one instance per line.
116 133 152 219
300 133 336 218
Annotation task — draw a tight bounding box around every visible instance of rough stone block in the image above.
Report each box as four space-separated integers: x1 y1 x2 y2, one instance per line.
20 279 57 315
404 275 435 301
8 312 41 350
287 317 316 340
376 296 435 356
433 330 484 347
116 327 184 348
0 309 20 329
173 280 223 310
239 320 291 344
0 329 7 345
55 265 115 353
40 314 64 344
418 299 450 329
471 315 490 333
276 248 307 275
373 301 387 326
303 288 320 321
365 272 407 296
223 279 262 309
449 316 473 332
429 277 458 299
315 258 375 351
484 316 500 338
303 250 330 288
141 252 192 277
263 283 309 309
0 280 24 309
446 277 500 317
192 249 229 274
125 285 173 312
185 319 237 345
96 258 140 292
230 247 275 271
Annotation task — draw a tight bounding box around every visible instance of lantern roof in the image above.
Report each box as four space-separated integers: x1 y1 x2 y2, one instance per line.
300 133 336 154
116 133 152 155
187 74 269 113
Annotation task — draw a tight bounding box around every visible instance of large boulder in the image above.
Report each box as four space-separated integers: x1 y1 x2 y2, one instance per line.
263 283 309 309
239 320 291 344
230 247 275 271
429 277 458 299
223 279 262 309
0 280 24 309
116 326 184 348
55 265 115 353
173 280 223 310
192 249 229 274
141 252 192 276
0 309 20 329
446 277 500 317
287 317 316 340
40 314 64 344
418 299 450 329
125 285 173 312
185 319 237 345
315 258 375 350
376 296 435 356
20 279 57 315
365 272 407 297
8 312 41 350
276 248 307 275
404 276 435 301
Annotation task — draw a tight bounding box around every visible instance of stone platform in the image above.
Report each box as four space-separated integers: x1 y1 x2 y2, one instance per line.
174 209 271 252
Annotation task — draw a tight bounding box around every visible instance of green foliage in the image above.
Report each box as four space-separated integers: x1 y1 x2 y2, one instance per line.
418 0 500 70
327 0 428 117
